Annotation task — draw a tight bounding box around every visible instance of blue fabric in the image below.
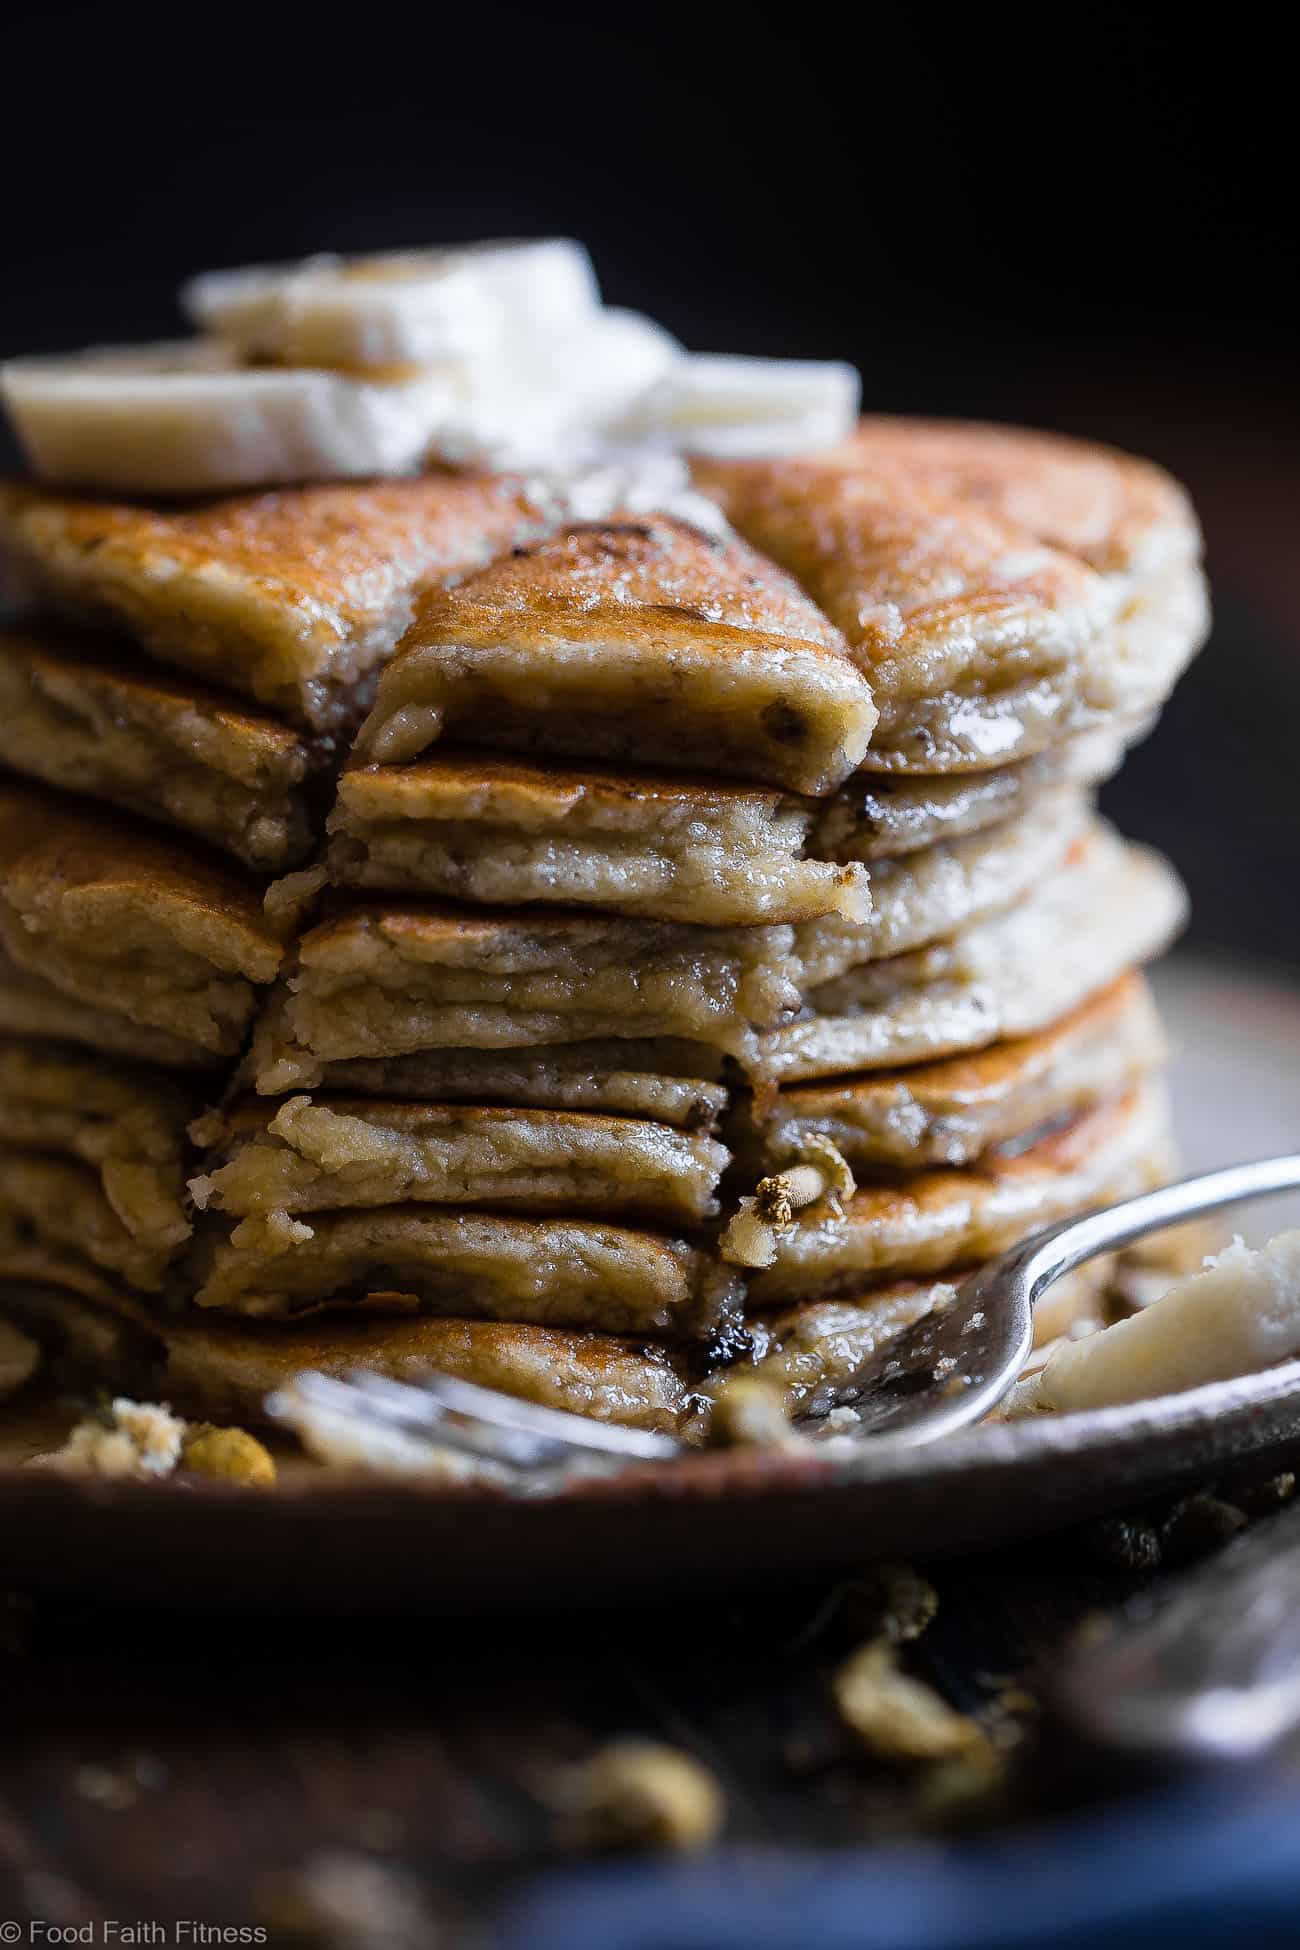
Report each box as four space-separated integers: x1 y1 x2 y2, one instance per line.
495 1783 1300 1949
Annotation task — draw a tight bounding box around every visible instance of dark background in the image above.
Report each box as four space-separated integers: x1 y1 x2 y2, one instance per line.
1 0 1295 968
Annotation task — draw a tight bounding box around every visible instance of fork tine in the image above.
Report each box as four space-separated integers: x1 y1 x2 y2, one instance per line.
347 1369 684 1461
345 1372 575 1467
267 1372 553 1476
266 1368 683 1473
264 1374 515 1481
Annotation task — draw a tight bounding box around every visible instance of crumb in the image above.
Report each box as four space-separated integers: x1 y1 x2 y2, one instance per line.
551 1740 724 1853
40 1399 185 1480
34 1400 276 1490
264 862 330 937
834 1640 992 1764
707 1376 803 1450
824 1406 860 1431
230 1208 315 1251
258 1851 440 1950
181 1424 277 1487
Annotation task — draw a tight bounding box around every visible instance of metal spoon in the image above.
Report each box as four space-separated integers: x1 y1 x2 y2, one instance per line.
269 1153 1300 1472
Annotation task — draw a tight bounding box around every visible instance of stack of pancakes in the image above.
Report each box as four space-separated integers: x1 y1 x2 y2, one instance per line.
0 419 1208 1442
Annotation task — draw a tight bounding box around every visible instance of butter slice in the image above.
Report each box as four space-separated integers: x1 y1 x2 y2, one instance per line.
1011 1230 1300 1415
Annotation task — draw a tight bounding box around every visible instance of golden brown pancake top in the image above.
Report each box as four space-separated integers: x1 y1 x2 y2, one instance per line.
0 472 549 727
693 454 1107 691
407 515 850 658
829 417 1201 581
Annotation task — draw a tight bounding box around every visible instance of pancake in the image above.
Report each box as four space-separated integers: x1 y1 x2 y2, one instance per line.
327 752 870 926
693 422 1207 773
0 947 221 1070
0 1037 194 1255
0 1149 180 1294
761 827 1186 1083
0 1281 693 1434
826 418 1200 584
743 1083 1173 1306
795 790 1087 986
191 1095 729 1229
185 1207 743 1339
244 1027 727 1127
697 1260 1116 1431
253 902 800 1085
353 516 876 795
0 473 550 729
2 1263 1109 1443
0 779 285 1057
702 1280 944 1427
0 624 319 870
808 729 1123 862
741 975 1162 1171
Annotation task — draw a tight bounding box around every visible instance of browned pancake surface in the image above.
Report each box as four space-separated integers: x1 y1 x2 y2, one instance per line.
0 473 549 727
356 517 876 794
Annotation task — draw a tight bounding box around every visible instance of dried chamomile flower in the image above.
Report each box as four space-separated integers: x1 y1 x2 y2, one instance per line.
721 1138 855 1268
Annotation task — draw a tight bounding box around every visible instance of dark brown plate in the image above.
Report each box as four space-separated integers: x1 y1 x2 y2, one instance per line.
3 954 1298 1612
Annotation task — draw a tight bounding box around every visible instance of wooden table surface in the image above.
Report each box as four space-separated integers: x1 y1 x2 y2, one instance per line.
3 1487 1293 1946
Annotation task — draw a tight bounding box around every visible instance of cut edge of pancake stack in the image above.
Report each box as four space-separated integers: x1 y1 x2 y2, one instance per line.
0 241 1208 1453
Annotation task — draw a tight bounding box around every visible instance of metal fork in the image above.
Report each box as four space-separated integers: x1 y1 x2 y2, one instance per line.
266 1368 682 1486
267 1151 1300 1476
